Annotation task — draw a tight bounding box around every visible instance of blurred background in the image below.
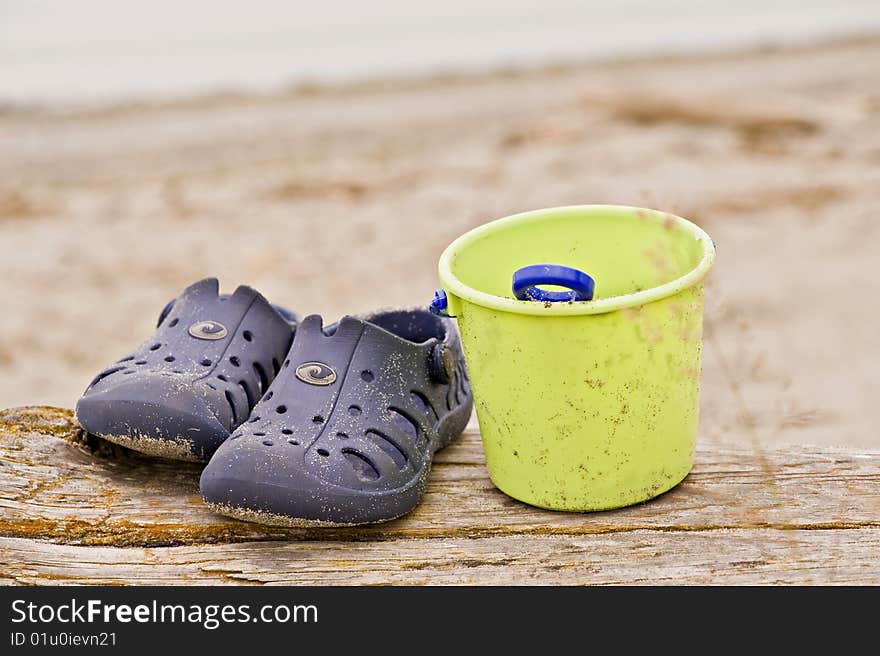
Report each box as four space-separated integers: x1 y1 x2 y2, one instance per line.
2 2 878 448
4 1 880 104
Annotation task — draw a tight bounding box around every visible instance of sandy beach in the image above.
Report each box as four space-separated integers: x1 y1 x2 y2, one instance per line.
1 36 878 449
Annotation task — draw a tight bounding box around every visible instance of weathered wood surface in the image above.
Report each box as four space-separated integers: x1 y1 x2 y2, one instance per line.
1 406 878 585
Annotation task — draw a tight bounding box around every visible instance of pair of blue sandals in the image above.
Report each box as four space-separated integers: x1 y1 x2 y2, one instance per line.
75 278 473 526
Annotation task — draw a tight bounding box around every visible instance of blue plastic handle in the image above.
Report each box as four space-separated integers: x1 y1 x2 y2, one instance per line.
429 289 450 316
512 264 595 303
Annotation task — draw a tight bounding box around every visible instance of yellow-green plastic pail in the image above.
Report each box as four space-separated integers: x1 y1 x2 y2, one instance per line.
435 205 716 511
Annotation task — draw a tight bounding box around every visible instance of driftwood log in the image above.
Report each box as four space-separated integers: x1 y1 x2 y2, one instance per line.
0 406 877 585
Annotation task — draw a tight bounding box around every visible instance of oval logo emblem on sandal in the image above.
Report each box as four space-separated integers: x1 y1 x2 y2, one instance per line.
295 362 337 386
188 321 228 340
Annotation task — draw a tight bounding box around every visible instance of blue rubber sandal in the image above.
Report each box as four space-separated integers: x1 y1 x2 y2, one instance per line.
75 278 297 461
199 309 473 525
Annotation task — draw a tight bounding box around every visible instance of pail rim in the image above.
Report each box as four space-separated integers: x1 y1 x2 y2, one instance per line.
438 205 716 317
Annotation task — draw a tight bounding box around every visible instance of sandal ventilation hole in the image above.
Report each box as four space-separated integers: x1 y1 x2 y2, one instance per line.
254 431 266 436
168 318 179 327
253 361 268 393
348 405 362 416
243 330 253 342
365 429 408 469
262 439 273 446
283 359 290 368
451 364 463 407
164 355 175 363
149 343 161 351
135 360 147 365
336 431 348 439
288 439 300 446
265 391 274 400
88 365 125 388
206 383 217 390
217 374 228 382
457 364 469 397
123 370 135 375
389 407 420 444
248 415 261 423
201 358 212 367
277 405 288 414
239 380 255 407
343 449 380 481
317 448 330 457
312 415 324 424
281 428 293 435
410 391 437 420
225 390 238 424
361 370 374 382
117 355 135 363
230 356 240 367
